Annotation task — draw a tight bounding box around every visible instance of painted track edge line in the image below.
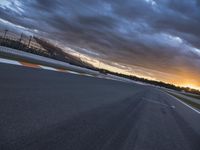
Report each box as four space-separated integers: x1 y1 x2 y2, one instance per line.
0 57 22 66
0 57 96 78
165 92 200 114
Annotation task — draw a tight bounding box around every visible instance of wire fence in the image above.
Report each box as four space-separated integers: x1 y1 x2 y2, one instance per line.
0 29 51 58
0 29 93 68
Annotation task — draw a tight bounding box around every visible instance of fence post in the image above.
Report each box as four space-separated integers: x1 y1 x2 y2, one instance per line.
28 36 32 48
19 33 23 43
18 33 23 49
3 29 8 39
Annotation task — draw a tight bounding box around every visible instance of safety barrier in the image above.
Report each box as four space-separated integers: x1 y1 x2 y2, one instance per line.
0 46 99 76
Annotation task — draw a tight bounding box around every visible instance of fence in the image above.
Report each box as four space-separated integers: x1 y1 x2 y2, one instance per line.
0 45 99 75
0 29 45 49
0 29 50 57
0 29 95 68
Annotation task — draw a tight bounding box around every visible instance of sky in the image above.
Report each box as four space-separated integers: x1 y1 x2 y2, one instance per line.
0 0 200 90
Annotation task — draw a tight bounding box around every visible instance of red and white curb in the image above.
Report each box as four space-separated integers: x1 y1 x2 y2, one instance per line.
0 57 95 77
0 57 135 83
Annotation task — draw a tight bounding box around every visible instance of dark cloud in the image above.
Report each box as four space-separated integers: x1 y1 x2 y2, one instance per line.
0 0 200 88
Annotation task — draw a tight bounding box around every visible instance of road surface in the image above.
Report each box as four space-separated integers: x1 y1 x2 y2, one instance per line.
0 63 200 150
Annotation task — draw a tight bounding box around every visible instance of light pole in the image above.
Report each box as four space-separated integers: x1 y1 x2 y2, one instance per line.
18 33 23 49
99 60 101 69
79 53 82 64
3 29 8 39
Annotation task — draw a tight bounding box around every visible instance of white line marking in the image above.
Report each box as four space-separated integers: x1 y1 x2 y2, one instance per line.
0 58 21 66
166 93 200 114
0 58 99 79
67 70 80 75
84 74 94 77
79 73 94 77
39 65 57 71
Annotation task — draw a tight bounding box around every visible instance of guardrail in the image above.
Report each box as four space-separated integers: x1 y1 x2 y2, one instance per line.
0 46 140 84
0 29 46 52
0 46 100 76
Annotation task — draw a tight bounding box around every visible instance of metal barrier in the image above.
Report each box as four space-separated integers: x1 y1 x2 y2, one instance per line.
0 29 46 51
0 29 134 83
0 46 100 76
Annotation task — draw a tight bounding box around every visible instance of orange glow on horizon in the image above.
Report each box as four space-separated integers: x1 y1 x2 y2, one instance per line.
65 49 200 91
181 84 200 91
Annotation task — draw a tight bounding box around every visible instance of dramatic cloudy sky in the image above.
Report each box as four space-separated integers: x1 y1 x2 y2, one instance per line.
0 0 200 89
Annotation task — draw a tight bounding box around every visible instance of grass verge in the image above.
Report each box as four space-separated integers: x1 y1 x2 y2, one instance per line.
168 92 200 110
182 93 200 100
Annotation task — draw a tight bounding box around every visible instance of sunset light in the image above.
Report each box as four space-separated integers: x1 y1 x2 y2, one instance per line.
1 1 200 150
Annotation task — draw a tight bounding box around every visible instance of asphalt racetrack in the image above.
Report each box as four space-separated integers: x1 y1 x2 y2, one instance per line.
0 63 200 150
